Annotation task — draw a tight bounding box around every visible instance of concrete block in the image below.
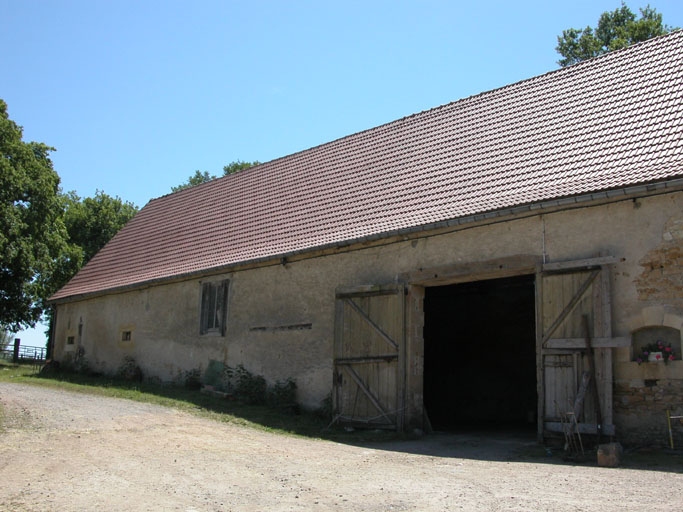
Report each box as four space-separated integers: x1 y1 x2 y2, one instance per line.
597 442 623 467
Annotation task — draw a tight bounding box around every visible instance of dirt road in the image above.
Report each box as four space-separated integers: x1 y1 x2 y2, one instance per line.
0 383 681 511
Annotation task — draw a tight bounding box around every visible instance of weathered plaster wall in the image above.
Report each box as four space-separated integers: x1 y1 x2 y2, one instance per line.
617 206 683 446
53 190 683 443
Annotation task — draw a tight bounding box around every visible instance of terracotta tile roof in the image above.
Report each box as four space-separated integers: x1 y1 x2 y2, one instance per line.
51 32 683 301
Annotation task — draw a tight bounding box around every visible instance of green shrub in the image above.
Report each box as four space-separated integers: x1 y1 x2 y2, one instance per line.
233 364 267 405
219 364 297 409
268 378 297 407
117 356 143 381
183 368 202 390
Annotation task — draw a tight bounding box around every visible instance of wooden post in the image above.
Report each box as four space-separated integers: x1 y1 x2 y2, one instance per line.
13 338 20 363
46 305 56 360
535 263 544 443
583 315 603 443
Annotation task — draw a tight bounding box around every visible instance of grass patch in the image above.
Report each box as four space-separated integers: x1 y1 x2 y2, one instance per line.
0 360 404 443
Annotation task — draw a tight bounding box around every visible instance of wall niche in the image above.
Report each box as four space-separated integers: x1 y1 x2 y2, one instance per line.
632 326 681 361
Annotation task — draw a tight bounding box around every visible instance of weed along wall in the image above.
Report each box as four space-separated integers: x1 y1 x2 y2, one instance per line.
52 190 683 442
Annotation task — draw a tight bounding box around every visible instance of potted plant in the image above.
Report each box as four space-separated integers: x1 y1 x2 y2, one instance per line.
636 339 677 364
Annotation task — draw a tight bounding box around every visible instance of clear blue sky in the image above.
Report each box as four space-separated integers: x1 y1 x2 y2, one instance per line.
3 0 682 346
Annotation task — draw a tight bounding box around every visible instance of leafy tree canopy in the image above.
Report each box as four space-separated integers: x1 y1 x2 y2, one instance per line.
0 99 69 331
45 191 138 309
172 160 260 192
62 190 138 265
556 2 678 67
171 170 214 192
223 160 260 175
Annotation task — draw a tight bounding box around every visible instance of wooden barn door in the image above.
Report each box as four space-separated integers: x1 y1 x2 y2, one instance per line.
536 257 627 440
333 284 405 430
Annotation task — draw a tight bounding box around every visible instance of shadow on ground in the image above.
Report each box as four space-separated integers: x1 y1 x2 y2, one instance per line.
363 429 683 473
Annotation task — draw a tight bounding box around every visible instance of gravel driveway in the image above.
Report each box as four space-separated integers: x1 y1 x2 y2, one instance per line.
1 383 681 511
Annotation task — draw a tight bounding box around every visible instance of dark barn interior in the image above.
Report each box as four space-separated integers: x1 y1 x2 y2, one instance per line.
423 274 537 431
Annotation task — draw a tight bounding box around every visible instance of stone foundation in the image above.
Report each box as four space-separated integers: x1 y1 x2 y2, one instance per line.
614 376 683 447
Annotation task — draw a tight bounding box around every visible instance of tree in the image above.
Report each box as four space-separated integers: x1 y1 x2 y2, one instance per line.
62 190 138 265
171 160 260 192
0 99 69 331
42 190 138 308
171 170 215 192
556 3 678 67
222 160 260 175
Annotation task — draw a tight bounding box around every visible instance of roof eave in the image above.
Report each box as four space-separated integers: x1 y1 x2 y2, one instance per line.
48 176 683 305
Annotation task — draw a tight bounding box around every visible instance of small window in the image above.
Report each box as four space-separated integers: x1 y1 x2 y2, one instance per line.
121 330 132 342
66 336 75 345
200 280 229 335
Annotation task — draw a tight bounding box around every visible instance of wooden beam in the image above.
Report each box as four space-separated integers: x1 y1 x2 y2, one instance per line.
544 337 630 349
535 261 544 443
333 297 344 418
542 256 617 272
335 355 399 365
343 365 393 425
397 283 406 432
336 284 401 298
345 298 399 351
598 264 614 428
400 254 540 286
583 314 603 444
541 269 599 345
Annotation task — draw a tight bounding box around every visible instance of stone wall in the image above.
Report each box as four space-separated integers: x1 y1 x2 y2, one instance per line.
636 214 683 304
615 370 683 447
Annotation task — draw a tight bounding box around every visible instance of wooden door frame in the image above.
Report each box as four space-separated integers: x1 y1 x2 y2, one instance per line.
370 253 625 436
401 255 541 431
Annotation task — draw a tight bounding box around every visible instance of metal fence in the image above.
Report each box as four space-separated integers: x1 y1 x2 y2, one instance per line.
0 339 47 364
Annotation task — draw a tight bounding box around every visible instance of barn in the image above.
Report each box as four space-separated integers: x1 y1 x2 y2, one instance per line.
49 32 683 445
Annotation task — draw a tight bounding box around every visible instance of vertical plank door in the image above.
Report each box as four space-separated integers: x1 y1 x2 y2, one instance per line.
536 257 623 439
333 284 406 430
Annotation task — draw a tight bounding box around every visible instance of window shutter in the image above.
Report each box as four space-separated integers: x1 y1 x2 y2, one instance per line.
219 280 229 336
200 282 210 334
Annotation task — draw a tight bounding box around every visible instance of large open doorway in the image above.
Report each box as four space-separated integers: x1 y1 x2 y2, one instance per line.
423 274 537 432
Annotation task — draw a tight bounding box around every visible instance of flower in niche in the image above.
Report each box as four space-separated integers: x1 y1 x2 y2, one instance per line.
636 339 677 364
